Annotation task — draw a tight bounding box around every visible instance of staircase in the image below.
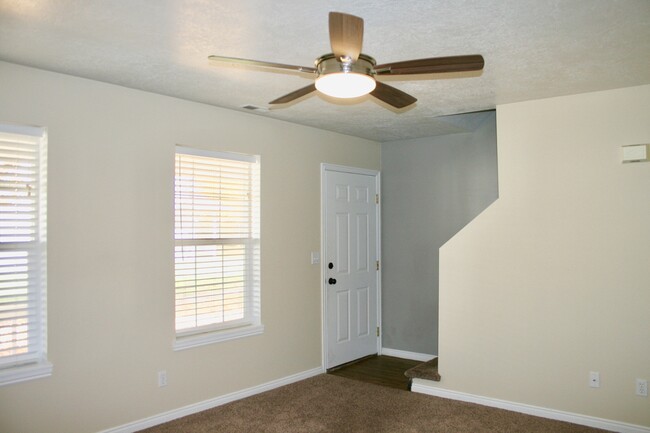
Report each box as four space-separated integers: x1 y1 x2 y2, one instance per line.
404 357 441 390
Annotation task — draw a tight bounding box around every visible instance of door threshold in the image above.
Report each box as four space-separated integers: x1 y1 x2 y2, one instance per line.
326 354 378 372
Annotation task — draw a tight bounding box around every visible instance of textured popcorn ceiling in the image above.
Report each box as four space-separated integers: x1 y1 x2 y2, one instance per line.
1 0 649 142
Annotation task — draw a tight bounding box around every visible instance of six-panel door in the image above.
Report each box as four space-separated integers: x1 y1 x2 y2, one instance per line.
324 168 378 368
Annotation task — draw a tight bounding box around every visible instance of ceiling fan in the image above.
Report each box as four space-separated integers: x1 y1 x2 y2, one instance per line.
208 12 484 109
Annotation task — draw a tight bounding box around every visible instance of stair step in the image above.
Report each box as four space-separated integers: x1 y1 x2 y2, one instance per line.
404 357 441 383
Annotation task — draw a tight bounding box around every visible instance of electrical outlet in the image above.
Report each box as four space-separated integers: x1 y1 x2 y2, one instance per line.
636 379 648 397
158 370 167 387
589 371 600 388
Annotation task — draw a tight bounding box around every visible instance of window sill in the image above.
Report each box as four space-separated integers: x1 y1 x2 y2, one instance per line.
173 323 264 351
0 360 53 387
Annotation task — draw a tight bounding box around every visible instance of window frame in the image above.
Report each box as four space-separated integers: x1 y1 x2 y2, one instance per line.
173 146 262 351
0 123 52 386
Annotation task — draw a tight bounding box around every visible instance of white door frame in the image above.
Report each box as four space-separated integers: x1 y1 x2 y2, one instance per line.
321 163 382 370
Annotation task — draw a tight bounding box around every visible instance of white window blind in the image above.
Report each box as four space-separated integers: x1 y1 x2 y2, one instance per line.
0 124 50 384
174 146 260 344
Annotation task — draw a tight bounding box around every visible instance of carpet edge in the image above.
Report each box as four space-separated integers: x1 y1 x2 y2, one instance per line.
411 380 650 433
97 367 325 433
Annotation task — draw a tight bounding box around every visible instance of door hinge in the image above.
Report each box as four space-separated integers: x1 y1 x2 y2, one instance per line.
376 260 380 271
376 327 380 337
375 194 379 204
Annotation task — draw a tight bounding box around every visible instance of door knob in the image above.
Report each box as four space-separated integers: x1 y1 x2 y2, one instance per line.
328 278 337 285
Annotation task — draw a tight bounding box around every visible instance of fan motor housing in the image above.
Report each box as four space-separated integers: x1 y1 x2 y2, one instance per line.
315 53 376 78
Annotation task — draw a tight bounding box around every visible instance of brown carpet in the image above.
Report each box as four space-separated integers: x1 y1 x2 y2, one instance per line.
139 374 609 433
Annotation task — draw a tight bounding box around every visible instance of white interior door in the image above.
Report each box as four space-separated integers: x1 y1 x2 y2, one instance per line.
322 164 380 369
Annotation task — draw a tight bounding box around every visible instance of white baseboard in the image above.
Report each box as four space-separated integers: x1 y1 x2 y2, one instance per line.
380 347 435 362
411 380 650 433
99 367 324 433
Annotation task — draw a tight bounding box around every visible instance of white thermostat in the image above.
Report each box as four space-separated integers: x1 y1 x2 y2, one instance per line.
622 144 648 163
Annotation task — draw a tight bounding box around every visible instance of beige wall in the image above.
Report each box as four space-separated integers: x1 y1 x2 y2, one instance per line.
0 61 380 433
437 85 650 427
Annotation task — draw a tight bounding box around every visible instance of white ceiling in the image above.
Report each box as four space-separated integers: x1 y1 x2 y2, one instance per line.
1 0 649 142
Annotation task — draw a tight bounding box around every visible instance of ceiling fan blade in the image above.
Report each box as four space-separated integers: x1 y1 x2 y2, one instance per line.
209 55 317 74
371 81 417 109
329 12 364 62
375 55 484 75
269 83 317 104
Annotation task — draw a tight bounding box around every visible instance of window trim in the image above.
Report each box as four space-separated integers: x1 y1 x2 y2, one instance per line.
0 124 51 386
173 323 264 351
173 146 262 350
0 360 53 386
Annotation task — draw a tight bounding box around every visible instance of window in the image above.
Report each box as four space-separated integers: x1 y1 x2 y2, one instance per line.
0 124 51 386
174 146 261 350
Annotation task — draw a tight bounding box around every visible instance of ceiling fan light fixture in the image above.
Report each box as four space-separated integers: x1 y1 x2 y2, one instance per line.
315 72 376 98
209 13 484 109
314 53 377 99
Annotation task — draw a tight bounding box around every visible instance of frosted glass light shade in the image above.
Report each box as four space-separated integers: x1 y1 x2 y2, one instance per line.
315 73 376 99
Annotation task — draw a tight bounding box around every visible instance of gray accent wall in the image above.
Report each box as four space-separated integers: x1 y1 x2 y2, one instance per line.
381 111 498 355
